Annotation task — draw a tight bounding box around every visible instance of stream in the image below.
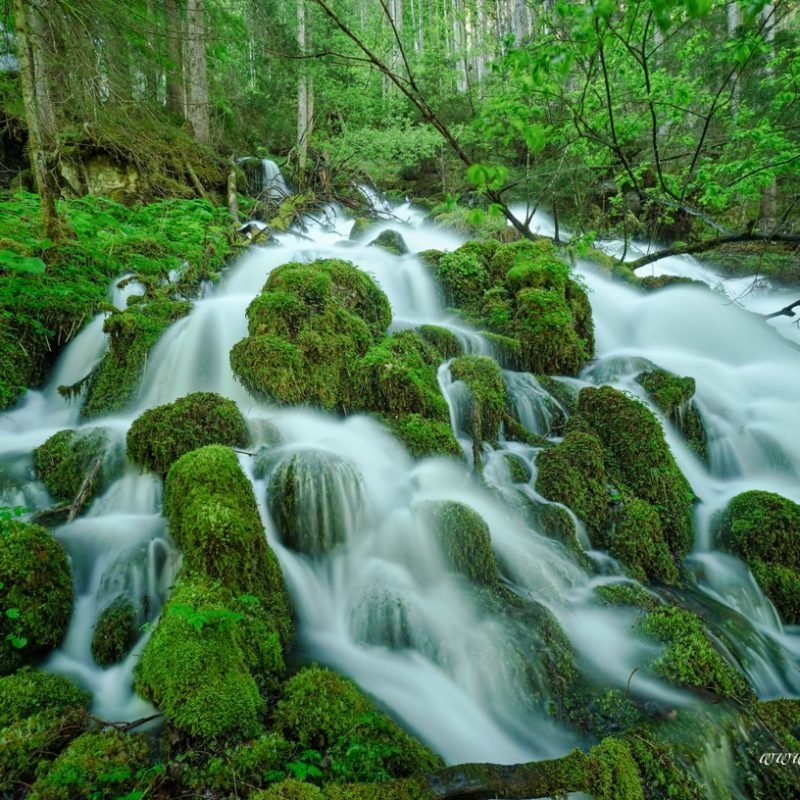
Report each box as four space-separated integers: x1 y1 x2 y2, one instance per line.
1 177 799 771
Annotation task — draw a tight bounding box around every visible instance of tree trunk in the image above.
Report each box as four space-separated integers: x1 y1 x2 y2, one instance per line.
13 0 61 241
297 0 311 169
511 0 530 44
185 0 210 143
165 0 185 116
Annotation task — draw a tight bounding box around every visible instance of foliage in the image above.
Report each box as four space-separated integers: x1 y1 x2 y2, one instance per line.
0 519 72 674
127 391 249 474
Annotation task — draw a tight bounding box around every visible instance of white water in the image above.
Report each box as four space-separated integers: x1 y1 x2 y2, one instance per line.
2 181 799 767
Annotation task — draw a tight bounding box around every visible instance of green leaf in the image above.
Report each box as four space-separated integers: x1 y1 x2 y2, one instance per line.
5 607 20 619
0 250 46 275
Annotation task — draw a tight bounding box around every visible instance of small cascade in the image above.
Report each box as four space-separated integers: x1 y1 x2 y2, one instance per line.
237 157 291 200
503 371 566 437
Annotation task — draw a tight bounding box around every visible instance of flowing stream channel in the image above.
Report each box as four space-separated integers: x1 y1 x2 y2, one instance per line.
1 179 799 771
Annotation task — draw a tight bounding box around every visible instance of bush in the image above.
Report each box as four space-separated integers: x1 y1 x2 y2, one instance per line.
0 520 73 674
127 391 249 474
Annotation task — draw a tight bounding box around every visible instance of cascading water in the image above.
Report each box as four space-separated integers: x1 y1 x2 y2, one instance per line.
3 168 800 773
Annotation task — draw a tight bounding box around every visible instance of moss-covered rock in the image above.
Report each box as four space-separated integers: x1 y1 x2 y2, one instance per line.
433 247 489 311
379 414 462 459
594 582 661 611
636 368 707 462
449 355 506 447
419 501 498 586
714 490 800 623
163 445 290 630
272 665 442 783
357 331 449 422
349 217 374 241
535 430 609 539
33 428 117 505
639 605 755 701
80 295 192 418
0 668 90 729
369 229 409 255
135 577 284 742
587 737 644 800
576 386 695 561
91 594 138 667
231 259 391 410
0 521 73 675
28 729 149 800
417 325 463 360
252 780 325 800
127 391 248 474
268 450 366 555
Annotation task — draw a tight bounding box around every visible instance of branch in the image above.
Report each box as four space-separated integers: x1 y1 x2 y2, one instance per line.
764 300 800 320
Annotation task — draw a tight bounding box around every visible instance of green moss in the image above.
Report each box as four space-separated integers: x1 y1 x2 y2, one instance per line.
349 217 374 241
0 521 73 674
636 368 707 461
535 430 609 539
164 446 290 627
609 498 679 585
176 732 291 795
715 490 800 623
323 780 432 800
535 375 579 415
594 583 661 611
127 391 249 474
28 729 150 800
417 325 463 360
135 577 283 742
79 295 192 418
273 665 442 783
369 229 409 255
433 248 489 311
0 668 90 729
357 331 448 421
448 355 506 447
420 501 498 586
91 594 137 667
433 206 513 241
503 453 530 483
33 427 117 505
587 737 644 800
379 414 462 459
252 780 325 800
639 605 754 701
577 386 695 561
231 259 390 410
481 331 521 369
268 450 365 555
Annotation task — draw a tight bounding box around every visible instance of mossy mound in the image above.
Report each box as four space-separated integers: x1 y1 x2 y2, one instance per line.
420 501 498 586
91 594 138 667
163 445 290 630
356 331 449 421
449 355 506 446
272 665 443 783
433 246 491 310
378 414 462 459
33 428 117 505
127 391 249 474
268 450 366 555
0 521 73 674
349 217 374 241
639 605 754 701
417 325 463 360
231 259 391 409
252 780 325 800
715 490 800 623
79 295 192 418
28 729 149 800
368 229 409 255
594 582 661 611
135 577 284 743
0 668 90 729
636 368 707 462
576 386 695 561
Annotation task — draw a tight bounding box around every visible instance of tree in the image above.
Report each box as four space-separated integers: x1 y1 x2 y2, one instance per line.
186 0 210 144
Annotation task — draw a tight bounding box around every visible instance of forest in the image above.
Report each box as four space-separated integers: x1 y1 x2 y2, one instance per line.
0 1 799 799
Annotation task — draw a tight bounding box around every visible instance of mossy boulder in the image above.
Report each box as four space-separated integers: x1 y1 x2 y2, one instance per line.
357 331 449 421
417 324 463 360
639 605 754 701
636 368 707 462
91 594 137 667
449 355 506 446
231 259 391 409
28 729 149 800
349 217 374 241
127 391 248 474
272 665 443 782
33 428 117 505
135 577 284 742
379 414 462 459
576 386 695 561
0 521 73 674
368 229 409 255
268 450 366 555
163 445 290 630
433 245 490 310
0 668 90 729
80 295 192 418
420 501 498 586
714 490 800 623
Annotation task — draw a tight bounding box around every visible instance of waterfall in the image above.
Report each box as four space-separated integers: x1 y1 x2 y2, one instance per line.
2 194 799 765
